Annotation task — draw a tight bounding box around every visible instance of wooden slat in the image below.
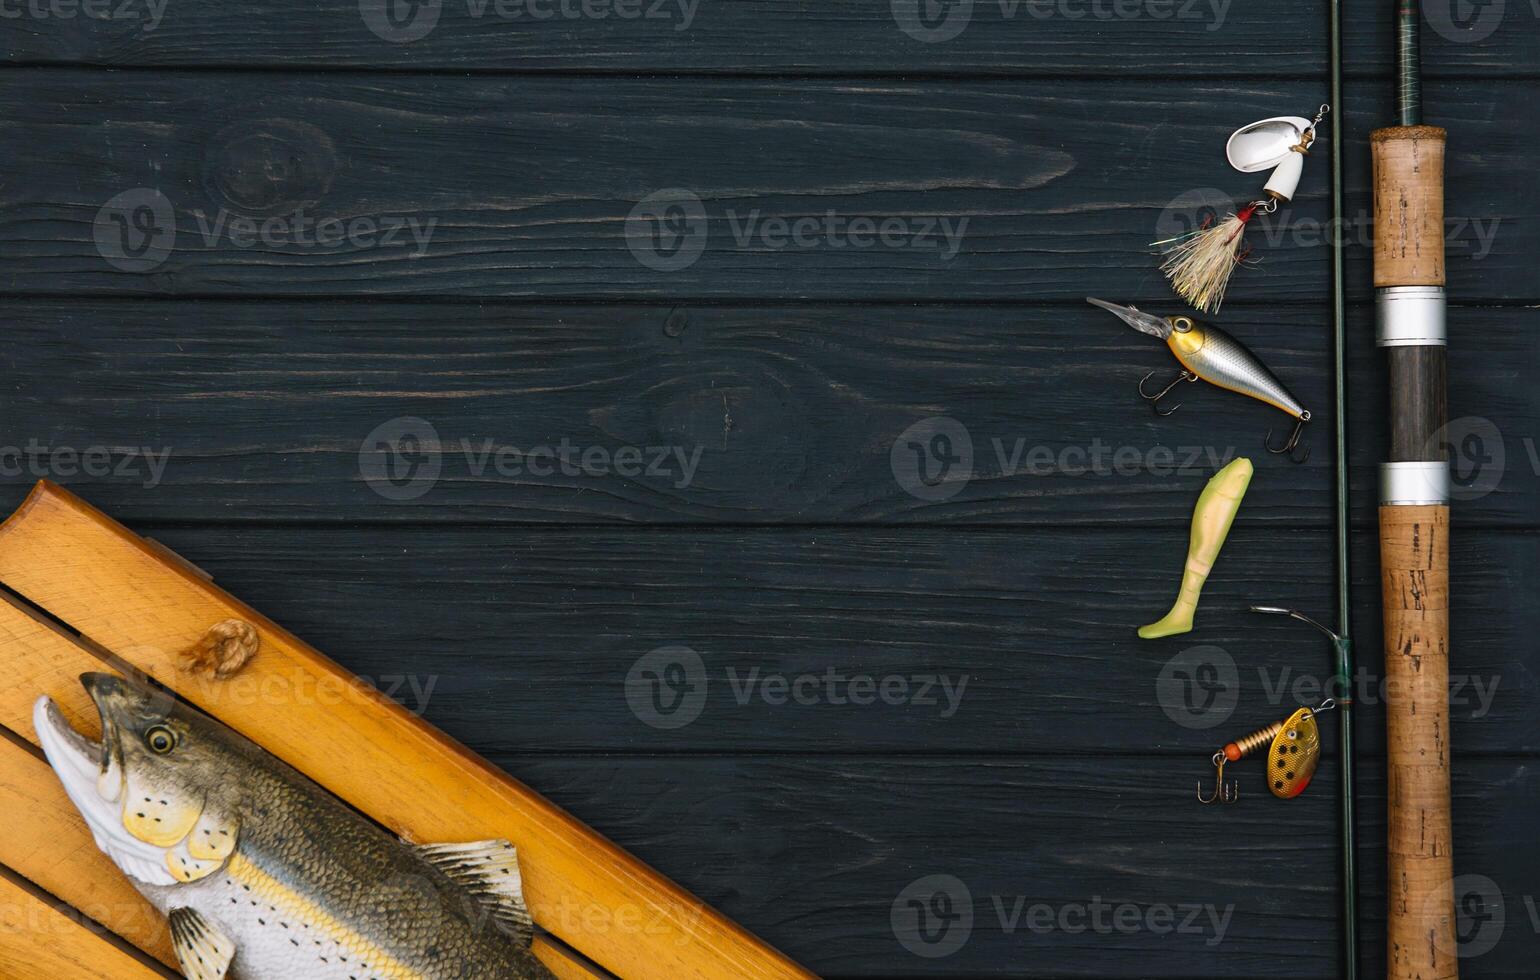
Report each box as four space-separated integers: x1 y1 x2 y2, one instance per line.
0 867 172 979
501 755 1540 978
0 76 1526 302
2 301 1535 528
57 523 1526 757
0 731 176 968
0 482 810 980
0 0 1525 76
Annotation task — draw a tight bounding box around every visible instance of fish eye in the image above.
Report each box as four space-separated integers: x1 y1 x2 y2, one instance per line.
145 725 177 755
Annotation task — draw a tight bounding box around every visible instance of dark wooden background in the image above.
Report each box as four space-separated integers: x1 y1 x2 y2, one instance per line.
2 2 1536 976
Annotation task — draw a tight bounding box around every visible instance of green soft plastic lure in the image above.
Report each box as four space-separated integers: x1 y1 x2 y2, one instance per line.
1138 456 1252 639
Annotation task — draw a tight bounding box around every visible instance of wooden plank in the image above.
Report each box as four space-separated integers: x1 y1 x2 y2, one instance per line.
10 749 1523 979
0 482 811 980
0 300 1533 528
0 0 1528 76
37 522 1520 757
497 755 1538 978
0 75 1528 301
0 731 176 968
0 865 173 979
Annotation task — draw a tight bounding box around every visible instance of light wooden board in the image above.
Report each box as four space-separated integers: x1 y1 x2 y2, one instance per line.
0 866 173 979
0 729 177 969
0 481 809 980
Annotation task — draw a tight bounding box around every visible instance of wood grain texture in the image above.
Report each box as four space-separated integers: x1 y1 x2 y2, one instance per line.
0 301 1534 528
492 755 1540 978
1386 346 1448 463
0 0 1529 75
0 76 1528 302
0 866 174 979
0 481 811 980
76 522 1529 758
1379 504 1458 980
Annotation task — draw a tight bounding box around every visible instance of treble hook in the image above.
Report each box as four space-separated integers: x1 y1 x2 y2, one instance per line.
1264 411 1312 464
1138 369 1198 417
1197 751 1238 804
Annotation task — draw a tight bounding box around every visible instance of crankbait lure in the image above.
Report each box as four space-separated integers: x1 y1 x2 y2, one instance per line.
1198 700 1336 803
1155 105 1329 313
1086 297 1312 462
1139 456 1251 639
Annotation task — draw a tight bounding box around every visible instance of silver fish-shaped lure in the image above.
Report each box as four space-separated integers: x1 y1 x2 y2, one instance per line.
36 673 558 980
1088 298 1312 459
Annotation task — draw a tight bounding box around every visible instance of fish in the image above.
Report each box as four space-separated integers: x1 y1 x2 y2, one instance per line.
34 672 559 980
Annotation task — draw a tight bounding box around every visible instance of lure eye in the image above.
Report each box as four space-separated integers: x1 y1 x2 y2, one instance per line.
1172 316 1194 333
145 725 177 755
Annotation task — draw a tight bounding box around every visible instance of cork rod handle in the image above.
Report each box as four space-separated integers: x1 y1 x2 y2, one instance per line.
1373 124 1458 980
1371 126 1447 288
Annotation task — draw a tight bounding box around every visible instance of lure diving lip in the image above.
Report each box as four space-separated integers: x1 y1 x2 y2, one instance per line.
1086 297 1312 462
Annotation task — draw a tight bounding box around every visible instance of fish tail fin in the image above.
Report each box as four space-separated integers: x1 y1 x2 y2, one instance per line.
414 839 534 946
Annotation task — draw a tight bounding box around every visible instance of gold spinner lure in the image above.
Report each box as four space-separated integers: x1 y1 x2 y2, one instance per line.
1198 700 1335 804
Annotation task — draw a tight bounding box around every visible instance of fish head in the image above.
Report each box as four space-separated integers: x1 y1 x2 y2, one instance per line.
1085 297 1176 340
35 673 242 887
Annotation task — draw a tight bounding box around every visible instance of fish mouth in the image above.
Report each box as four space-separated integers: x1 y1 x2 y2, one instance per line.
33 675 178 886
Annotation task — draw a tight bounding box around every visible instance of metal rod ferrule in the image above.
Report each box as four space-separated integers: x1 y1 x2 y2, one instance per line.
1376 287 1447 347
1380 461 1451 506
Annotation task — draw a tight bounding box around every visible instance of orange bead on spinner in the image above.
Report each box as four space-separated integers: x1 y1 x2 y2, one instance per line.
1197 700 1334 804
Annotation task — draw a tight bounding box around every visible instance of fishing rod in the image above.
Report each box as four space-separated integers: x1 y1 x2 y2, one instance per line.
1326 0 1358 974
1373 0 1458 977
1262 3 1361 974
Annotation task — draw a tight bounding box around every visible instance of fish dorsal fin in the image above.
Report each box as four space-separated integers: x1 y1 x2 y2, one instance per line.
169 907 235 980
413 839 533 945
